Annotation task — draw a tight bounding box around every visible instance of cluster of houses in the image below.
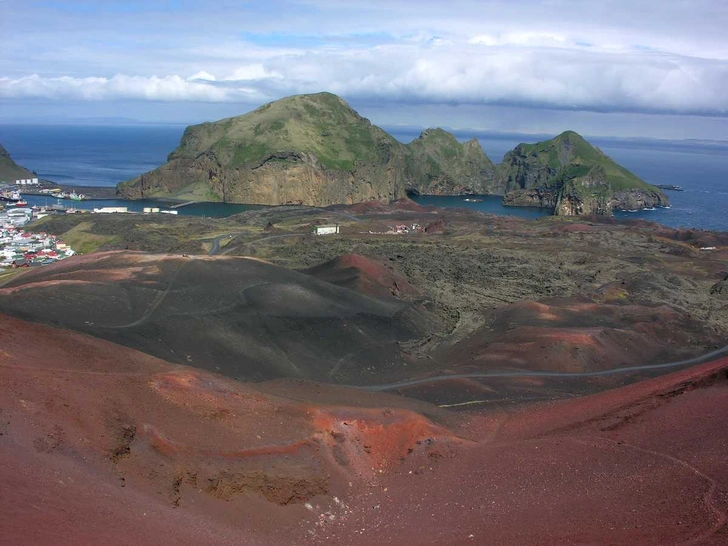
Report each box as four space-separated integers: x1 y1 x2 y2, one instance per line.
386 223 421 234
0 224 76 268
0 207 33 227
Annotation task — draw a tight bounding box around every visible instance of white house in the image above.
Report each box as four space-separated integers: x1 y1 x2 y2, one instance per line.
314 225 339 235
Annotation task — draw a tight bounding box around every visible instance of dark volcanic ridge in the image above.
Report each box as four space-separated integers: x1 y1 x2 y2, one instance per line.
0 251 436 384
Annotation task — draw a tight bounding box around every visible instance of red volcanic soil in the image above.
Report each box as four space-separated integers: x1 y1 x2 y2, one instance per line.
651 225 728 248
2 311 727 545
305 253 418 300
348 197 429 214
0 313 460 545
315 359 728 545
448 297 721 374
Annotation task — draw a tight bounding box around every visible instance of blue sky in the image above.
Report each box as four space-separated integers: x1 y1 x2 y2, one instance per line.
1 0 727 139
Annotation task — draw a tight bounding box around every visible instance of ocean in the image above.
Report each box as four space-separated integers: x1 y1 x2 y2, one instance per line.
1 124 727 232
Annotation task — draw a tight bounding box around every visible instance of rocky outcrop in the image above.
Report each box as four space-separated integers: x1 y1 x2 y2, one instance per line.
610 189 669 211
710 277 728 298
499 131 669 216
496 146 557 195
123 147 407 206
502 188 559 209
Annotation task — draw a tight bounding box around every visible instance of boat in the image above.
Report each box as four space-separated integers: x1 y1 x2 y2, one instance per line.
463 197 484 203
12 200 28 207
0 190 22 203
69 191 86 201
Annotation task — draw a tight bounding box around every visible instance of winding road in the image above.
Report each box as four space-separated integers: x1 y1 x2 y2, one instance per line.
359 343 728 392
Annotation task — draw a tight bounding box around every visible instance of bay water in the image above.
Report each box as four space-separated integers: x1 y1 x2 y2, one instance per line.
1 124 726 231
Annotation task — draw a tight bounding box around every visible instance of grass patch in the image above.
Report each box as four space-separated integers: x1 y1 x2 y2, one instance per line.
58 221 118 254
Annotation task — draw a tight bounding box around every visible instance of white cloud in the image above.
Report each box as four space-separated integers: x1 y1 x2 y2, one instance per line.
468 32 568 47
188 71 217 82
223 64 281 82
0 74 241 102
1 0 727 121
1 43 727 116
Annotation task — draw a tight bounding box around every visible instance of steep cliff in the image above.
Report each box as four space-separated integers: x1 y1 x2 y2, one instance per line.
118 93 411 206
0 143 34 182
498 131 668 215
405 129 495 195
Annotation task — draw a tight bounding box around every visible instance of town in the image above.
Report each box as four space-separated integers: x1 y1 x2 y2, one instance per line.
0 208 76 268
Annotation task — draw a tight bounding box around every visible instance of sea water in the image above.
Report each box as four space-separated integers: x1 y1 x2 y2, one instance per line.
1 124 726 231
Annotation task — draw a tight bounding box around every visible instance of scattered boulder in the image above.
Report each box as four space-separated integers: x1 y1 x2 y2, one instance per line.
710 279 728 297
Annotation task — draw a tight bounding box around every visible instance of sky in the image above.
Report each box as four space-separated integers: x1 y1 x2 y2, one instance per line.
1 0 727 139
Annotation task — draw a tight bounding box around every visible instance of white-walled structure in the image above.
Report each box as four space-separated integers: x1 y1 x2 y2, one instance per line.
93 207 128 214
314 225 340 235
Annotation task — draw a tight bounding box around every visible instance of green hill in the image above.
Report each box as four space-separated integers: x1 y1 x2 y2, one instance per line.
498 131 668 215
118 93 412 206
0 143 34 183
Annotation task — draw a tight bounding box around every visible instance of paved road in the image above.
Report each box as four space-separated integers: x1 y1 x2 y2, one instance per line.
360 343 728 392
208 233 240 255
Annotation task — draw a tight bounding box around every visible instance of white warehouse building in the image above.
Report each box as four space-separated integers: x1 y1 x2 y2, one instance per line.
314 225 340 235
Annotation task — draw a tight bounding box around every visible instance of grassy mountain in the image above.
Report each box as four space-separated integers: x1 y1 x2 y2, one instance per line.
499 131 668 215
0 143 34 183
118 92 411 206
168 92 400 172
405 128 495 195
117 93 496 205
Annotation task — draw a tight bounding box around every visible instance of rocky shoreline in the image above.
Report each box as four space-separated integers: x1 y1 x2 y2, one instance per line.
503 186 669 216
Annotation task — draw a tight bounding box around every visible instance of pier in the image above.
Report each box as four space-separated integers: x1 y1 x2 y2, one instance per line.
171 201 201 209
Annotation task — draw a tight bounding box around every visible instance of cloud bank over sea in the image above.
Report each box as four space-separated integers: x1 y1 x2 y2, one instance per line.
2 0 727 137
